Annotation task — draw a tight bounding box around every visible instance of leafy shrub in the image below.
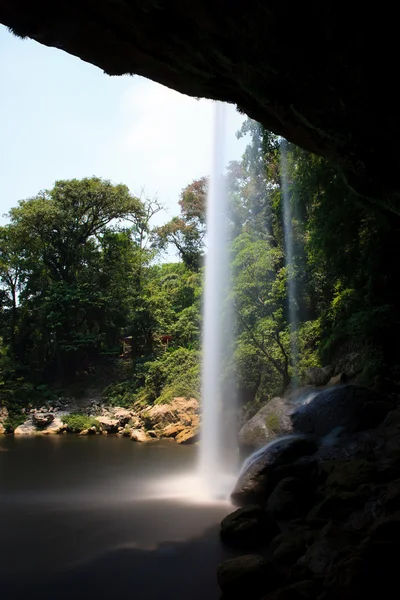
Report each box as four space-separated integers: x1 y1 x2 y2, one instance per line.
295 319 322 380
138 347 201 405
103 358 150 406
62 413 100 432
3 411 26 433
103 380 137 407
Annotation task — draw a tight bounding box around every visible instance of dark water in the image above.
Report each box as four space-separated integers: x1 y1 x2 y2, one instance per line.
0 436 234 599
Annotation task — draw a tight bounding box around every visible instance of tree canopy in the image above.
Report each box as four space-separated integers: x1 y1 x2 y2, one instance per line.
1 123 398 421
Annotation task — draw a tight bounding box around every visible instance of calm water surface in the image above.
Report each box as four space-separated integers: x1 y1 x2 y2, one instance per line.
0 436 234 599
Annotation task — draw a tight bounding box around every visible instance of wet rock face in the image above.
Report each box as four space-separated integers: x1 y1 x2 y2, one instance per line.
221 393 400 600
238 385 392 453
304 366 333 387
220 505 279 550
2 3 400 207
266 477 316 521
238 396 294 451
217 554 281 599
233 385 393 508
231 435 319 507
290 385 393 438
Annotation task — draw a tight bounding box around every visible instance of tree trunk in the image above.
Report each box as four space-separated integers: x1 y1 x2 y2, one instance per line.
10 283 17 355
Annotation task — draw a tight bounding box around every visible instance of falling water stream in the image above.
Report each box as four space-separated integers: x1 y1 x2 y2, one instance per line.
280 138 299 379
200 102 235 498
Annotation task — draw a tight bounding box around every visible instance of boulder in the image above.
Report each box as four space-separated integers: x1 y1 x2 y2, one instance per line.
271 528 315 566
231 435 319 507
147 430 158 439
220 505 279 550
0 406 8 434
175 426 199 444
130 429 148 443
145 397 199 429
262 580 317 600
97 416 119 434
358 399 395 431
290 385 393 438
324 459 378 491
368 512 400 542
381 407 400 459
383 479 400 512
14 420 36 435
300 522 359 575
39 415 64 434
16 412 66 435
238 396 293 450
304 366 333 387
143 397 199 443
308 488 370 522
322 540 400 600
217 554 281 599
371 376 400 395
32 412 54 428
162 423 185 438
267 477 315 521
120 427 132 437
333 352 363 379
112 408 132 427
328 373 346 387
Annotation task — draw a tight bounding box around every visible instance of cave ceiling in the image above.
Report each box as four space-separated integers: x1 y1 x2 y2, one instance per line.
1 2 399 208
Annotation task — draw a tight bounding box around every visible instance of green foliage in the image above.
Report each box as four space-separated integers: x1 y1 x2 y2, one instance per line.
62 413 100 433
0 338 41 412
152 178 207 270
231 232 290 389
3 410 26 433
0 178 154 379
138 347 201 405
146 262 201 348
295 320 322 379
103 379 139 407
232 118 400 396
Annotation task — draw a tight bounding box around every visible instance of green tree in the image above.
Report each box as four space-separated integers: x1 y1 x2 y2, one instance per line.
9 177 144 284
232 233 290 391
0 225 27 352
153 177 207 270
4 178 148 378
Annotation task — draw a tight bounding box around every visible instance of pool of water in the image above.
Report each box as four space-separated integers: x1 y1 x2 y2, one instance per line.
0 436 234 599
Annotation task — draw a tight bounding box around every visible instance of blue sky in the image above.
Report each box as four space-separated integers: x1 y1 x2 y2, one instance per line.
0 25 247 228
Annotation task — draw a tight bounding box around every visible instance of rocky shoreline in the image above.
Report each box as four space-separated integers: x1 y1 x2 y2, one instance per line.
0 396 199 444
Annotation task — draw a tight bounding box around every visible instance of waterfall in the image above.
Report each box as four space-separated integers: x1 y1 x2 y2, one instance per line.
280 138 299 379
199 102 234 498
